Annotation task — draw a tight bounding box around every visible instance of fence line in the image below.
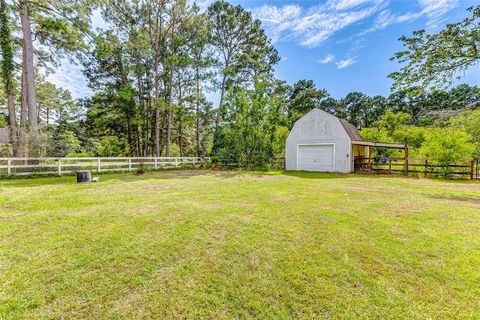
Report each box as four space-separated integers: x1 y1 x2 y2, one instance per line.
354 156 478 179
0 157 210 177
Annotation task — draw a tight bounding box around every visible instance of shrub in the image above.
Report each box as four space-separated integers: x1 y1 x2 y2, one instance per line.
420 127 475 177
96 136 127 157
66 152 91 158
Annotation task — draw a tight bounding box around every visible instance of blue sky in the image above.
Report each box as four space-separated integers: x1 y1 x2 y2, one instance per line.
48 0 480 100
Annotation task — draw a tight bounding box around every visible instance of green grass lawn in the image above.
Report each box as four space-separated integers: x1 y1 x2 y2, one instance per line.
1 170 479 319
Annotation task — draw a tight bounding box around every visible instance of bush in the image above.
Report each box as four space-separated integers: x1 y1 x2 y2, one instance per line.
49 130 81 157
96 136 127 157
420 127 475 177
213 78 284 168
66 152 91 158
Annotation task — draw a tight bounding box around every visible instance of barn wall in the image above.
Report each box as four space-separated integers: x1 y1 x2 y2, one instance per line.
286 109 352 173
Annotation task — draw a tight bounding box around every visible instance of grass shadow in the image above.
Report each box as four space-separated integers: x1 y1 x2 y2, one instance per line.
0 169 278 187
96 169 276 182
426 193 480 204
281 171 352 179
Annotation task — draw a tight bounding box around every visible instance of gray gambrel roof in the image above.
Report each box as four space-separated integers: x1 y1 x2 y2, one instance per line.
338 118 362 141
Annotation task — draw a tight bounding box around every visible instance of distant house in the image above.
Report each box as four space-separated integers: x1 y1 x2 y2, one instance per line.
0 128 13 156
285 108 406 173
0 128 9 144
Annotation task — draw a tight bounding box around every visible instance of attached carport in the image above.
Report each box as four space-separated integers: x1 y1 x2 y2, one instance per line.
351 140 409 173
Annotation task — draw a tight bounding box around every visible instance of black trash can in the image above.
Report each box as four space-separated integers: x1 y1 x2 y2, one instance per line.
76 170 92 183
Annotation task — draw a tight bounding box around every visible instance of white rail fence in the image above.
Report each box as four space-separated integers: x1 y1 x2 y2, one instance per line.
0 157 210 177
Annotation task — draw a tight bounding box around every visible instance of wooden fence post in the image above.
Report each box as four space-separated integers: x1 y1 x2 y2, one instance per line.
175 158 178 168
424 159 428 177
471 160 475 180
57 158 62 176
388 159 392 174
404 144 409 175
97 158 101 173
7 159 11 175
368 147 372 174
128 158 132 172
154 158 158 170
475 159 480 179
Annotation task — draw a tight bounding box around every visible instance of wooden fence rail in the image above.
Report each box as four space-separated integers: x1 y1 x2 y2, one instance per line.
0 157 210 177
354 156 479 179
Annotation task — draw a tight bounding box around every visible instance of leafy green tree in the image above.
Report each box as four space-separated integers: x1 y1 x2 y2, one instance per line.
184 10 215 157
449 84 480 109
390 6 480 90
97 136 127 157
19 0 92 120
420 127 474 176
372 110 412 136
450 109 480 159
286 79 328 125
360 110 419 157
208 0 279 117
0 0 15 146
341 92 384 128
215 78 285 168
48 130 81 157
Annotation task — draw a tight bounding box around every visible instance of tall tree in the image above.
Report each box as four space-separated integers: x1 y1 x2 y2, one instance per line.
390 5 480 91
0 0 15 148
185 10 213 157
15 0 93 155
19 0 38 132
216 77 284 167
207 0 279 124
286 79 328 125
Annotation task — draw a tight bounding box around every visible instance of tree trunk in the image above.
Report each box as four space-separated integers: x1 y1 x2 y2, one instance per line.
19 0 38 132
178 113 182 157
6 88 16 147
195 65 201 158
17 59 29 157
0 0 16 150
154 58 161 157
177 77 183 157
166 74 173 157
165 13 175 157
216 72 227 127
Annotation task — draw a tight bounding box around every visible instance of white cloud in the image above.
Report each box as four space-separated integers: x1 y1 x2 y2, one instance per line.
253 0 386 48
318 54 335 64
252 5 302 43
327 0 378 11
419 0 458 28
336 58 356 69
46 60 93 99
362 0 457 34
254 0 458 46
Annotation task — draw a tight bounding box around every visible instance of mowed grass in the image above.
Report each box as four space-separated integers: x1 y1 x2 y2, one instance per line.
1 171 479 319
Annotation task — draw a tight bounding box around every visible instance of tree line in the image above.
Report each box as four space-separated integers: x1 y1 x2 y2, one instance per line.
1 1 479 168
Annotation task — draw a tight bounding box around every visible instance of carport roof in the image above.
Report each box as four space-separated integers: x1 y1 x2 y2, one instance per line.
351 140 406 149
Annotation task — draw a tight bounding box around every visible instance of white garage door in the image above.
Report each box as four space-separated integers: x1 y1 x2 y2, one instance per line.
297 144 334 171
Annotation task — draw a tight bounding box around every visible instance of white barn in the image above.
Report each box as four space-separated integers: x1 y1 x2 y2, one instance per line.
285 108 367 173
